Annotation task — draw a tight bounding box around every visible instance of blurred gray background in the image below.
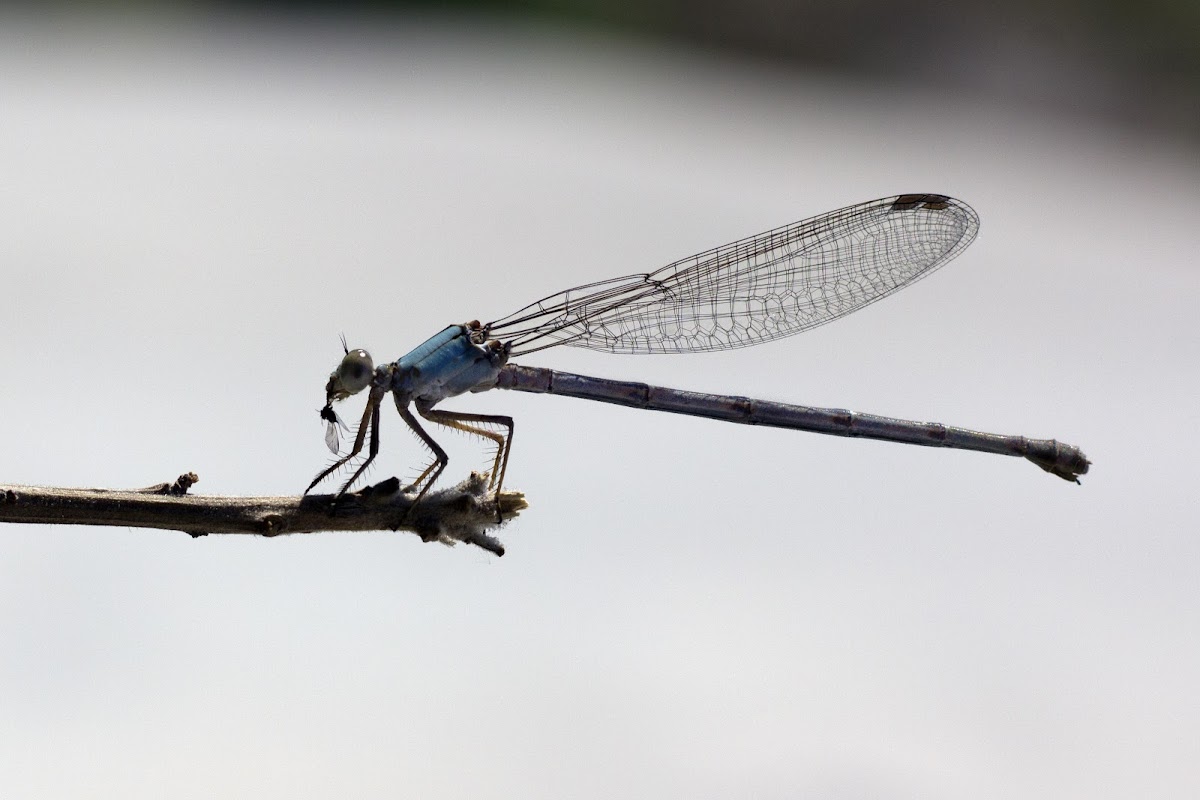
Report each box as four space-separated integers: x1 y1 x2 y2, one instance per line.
0 4 1196 798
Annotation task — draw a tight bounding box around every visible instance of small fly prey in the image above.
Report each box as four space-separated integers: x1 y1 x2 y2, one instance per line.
306 194 1089 507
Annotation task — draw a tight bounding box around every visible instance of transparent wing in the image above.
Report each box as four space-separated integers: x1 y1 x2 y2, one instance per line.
321 404 349 454
485 194 979 355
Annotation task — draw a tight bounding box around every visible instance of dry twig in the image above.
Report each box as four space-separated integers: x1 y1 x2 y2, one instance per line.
0 472 526 556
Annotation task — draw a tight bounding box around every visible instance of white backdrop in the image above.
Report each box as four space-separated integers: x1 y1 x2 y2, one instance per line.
1 16 1196 799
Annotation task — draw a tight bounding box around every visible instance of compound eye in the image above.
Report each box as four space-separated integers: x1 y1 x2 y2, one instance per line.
336 349 374 393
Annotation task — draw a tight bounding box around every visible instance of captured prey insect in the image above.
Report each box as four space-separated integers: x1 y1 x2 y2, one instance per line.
305 194 1089 510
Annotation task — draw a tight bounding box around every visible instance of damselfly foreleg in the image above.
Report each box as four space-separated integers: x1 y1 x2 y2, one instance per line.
305 386 384 497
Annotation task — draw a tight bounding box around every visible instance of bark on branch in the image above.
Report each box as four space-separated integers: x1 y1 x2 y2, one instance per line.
0 472 527 556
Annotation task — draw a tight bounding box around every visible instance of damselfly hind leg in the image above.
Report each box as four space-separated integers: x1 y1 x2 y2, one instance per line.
419 407 515 521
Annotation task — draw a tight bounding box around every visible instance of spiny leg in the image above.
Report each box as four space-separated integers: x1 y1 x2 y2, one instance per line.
335 400 381 497
418 408 514 498
305 387 383 497
393 396 450 511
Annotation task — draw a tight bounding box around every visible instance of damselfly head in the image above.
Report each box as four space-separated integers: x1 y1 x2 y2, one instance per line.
325 348 375 402
319 348 374 453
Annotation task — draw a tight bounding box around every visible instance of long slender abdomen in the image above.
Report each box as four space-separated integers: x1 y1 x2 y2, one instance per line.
493 364 1089 482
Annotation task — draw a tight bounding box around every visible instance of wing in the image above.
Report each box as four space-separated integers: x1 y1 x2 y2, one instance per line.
484 194 979 356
